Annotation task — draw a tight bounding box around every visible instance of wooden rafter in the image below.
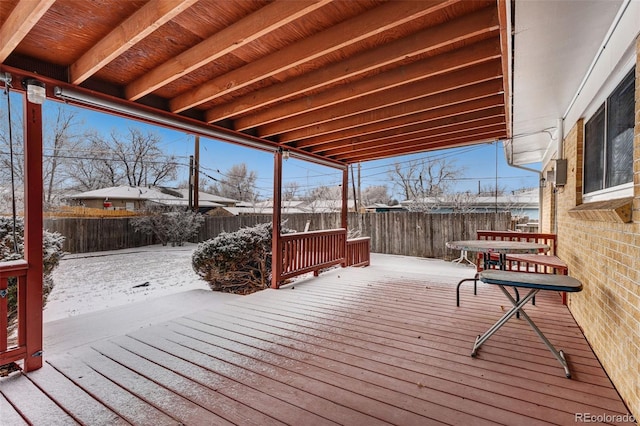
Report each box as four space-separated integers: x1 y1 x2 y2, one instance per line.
125 0 330 101
265 61 503 139
293 96 505 149
235 37 501 131
320 119 506 158
205 4 499 124
278 78 504 143
0 0 55 62
333 128 507 163
169 0 453 113
70 0 198 84
309 107 506 153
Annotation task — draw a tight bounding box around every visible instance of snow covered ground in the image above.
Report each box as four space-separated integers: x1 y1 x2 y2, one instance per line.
44 243 475 324
44 243 211 322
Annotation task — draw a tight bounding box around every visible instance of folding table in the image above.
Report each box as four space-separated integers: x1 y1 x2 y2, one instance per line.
474 270 583 378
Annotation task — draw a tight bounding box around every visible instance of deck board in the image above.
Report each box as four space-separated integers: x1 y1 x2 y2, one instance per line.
1 256 634 425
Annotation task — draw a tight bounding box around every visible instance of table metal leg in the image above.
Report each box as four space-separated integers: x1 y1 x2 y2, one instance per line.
472 286 572 378
471 288 538 356
456 273 478 306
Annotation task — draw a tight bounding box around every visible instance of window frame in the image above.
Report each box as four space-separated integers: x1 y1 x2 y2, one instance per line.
582 66 635 202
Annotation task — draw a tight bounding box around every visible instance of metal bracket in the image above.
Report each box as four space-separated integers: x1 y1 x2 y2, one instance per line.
31 350 43 358
0 289 7 298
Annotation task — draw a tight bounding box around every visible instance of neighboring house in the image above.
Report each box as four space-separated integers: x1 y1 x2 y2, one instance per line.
399 189 540 220
66 186 239 212
305 199 356 213
212 200 308 216
363 203 407 213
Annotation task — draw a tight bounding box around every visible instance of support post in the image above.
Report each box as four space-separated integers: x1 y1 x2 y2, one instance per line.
193 135 199 211
23 100 43 371
341 167 348 267
271 149 283 289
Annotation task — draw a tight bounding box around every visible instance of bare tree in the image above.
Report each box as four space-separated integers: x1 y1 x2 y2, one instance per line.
388 157 463 202
361 185 391 206
212 163 258 202
43 106 86 205
283 181 300 201
68 127 178 190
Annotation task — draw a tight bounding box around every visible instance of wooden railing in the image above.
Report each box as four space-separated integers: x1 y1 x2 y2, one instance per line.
346 237 371 267
279 229 347 283
0 260 28 367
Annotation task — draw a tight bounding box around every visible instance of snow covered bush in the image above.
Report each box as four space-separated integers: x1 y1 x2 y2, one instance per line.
192 222 289 294
0 216 65 331
131 206 204 246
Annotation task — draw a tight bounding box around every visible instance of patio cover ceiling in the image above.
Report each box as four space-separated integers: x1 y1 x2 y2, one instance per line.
0 0 509 167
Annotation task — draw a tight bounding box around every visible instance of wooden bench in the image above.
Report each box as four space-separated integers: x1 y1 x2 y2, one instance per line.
475 230 569 303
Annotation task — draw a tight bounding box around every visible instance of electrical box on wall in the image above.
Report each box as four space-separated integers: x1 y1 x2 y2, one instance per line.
555 159 567 186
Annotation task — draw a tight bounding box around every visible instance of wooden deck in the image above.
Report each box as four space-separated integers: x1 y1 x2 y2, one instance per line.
1 255 633 425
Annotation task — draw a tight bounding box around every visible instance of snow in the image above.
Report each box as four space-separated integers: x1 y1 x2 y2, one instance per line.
44 243 211 322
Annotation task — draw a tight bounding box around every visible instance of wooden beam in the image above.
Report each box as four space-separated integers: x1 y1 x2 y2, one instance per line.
170 0 452 113
497 0 512 139
334 129 507 163
311 109 505 154
261 59 503 138
278 79 504 143
125 0 329 100
292 95 505 148
205 5 500 123
23 98 44 372
0 0 55 62
70 0 198 84
235 37 501 131
319 119 506 158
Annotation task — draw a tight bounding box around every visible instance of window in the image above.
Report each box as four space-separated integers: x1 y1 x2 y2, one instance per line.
583 67 635 195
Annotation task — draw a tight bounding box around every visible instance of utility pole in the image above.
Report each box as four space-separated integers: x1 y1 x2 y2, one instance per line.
193 135 200 211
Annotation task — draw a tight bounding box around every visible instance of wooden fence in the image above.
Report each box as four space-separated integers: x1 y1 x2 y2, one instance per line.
44 212 511 259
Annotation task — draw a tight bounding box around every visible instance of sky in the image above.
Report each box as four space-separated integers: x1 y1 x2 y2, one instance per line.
5 93 541 201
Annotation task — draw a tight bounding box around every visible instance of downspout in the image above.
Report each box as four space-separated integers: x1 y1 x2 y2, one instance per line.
505 139 545 226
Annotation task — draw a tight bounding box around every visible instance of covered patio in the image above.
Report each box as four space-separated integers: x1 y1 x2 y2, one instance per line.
1 0 639 422
1 255 632 424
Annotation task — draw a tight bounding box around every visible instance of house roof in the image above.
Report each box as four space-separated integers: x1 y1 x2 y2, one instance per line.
68 186 177 202
0 0 509 166
175 188 237 205
68 185 227 208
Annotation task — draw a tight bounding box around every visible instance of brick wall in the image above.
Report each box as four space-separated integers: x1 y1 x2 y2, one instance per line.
552 44 639 418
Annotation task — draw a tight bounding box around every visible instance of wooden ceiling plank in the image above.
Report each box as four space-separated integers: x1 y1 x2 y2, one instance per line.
0 0 56 62
170 0 453 113
235 37 501 130
125 0 330 101
69 0 198 84
332 129 507 163
293 95 504 148
310 108 505 153
259 59 503 137
205 5 500 123
318 118 505 157
279 79 504 143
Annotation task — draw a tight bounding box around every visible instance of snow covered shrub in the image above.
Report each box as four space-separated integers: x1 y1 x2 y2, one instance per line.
0 217 65 330
192 222 289 294
131 206 204 246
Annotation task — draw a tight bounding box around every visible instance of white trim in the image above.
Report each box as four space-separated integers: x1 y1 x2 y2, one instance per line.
583 182 633 203
564 0 640 127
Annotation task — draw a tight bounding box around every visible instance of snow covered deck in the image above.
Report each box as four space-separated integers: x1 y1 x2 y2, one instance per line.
1 254 632 425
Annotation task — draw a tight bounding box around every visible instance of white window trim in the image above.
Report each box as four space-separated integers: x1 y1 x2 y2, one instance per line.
583 181 633 203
